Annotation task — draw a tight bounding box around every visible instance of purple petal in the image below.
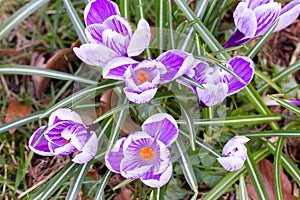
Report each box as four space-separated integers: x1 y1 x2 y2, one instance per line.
127 18 151 57
157 50 194 84
49 142 77 156
254 2 281 36
124 86 158 104
44 121 72 146
85 24 106 43
142 113 178 147
72 132 98 164
140 164 172 188
84 0 120 26
48 108 84 127
223 30 252 48
73 44 119 67
103 15 132 36
29 126 53 156
227 56 255 96
217 156 245 171
103 57 139 79
275 0 300 32
102 29 130 55
245 0 272 10
197 83 228 106
65 125 90 151
222 136 250 160
105 137 126 173
120 132 156 179
233 2 257 38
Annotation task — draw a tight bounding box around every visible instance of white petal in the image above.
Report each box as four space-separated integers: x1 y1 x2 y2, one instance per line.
217 156 245 171
48 108 84 126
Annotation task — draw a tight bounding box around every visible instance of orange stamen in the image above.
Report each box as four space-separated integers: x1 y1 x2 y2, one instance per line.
140 147 154 160
137 70 148 83
66 138 71 143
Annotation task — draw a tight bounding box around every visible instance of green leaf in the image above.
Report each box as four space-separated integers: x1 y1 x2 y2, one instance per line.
268 95 300 116
63 0 86 43
66 162 91 200
0 65 97 85
31 162 79 200
0 0 49 40
40 80 122 118
178 75 205 90
274 137 284 200
244 130 300 137
152 186 167 200
246 20 279 59
94 171 112 200
177 114 281 126
173 0 230 60
245 146 269 200
173 136 198 193
254 70 283 94
258 60 300 93
239 175 248 200
179 103 196 151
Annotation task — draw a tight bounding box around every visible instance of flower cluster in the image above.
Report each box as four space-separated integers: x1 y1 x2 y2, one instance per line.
30 0 300 189
224 0 300 48
29 109 98 164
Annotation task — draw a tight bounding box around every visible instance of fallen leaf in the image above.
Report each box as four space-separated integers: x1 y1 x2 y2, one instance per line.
0 49 30 65
31 40 81 98
113 187 133 200
246 159 297 200
5 98 32 133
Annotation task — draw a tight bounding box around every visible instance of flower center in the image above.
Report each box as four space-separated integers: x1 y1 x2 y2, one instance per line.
66 138 71 143
140 147 154 160
137 70 148 83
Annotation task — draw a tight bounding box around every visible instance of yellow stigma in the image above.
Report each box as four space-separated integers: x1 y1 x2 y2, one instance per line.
140 147 154 160
137 70 148 83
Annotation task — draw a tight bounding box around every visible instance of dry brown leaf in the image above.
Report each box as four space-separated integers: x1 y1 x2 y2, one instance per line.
0 49 30 64
246 159 297 200
5 98 32 133
31 40 81 98
113 187 133 200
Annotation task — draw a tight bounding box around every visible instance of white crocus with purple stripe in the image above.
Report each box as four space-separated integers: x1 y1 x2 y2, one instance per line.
217 136 250 171
105 113 178 188
224 0 300 48
73 0 151 67
182 56 254 107
103 50 194 104
29 109 98 164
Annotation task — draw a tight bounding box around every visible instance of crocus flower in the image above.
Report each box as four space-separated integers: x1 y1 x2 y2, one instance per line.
217 136 250 171
73 0 150 67
103 50 194 104
105 113 178 187
29 109 98 164
181 56 254 107
224 0 300 48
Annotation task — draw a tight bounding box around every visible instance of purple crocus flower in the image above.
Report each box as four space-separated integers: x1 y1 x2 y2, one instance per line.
224 0 300 48
29 109 98 164
105 113 178 187
182 56 254 107
217 136 250 171
73 0 150 67
103 50 194 104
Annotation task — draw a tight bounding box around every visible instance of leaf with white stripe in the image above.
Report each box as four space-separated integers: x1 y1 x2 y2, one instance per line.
268 95 300 116
239 175 248 200
94 171 112 200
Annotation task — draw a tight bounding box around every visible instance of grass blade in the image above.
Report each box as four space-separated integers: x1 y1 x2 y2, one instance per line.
268 95 300 116
177 115 281 126
0 0 49 40
63 0 86 43
245 146 269 200
254 70 283 94
172 136 198 193
274 137 284 200
244 130 300 137
66 162 91 200
179 103 196 151
0 65 97 85
239 175 249 200
94 171 112 200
